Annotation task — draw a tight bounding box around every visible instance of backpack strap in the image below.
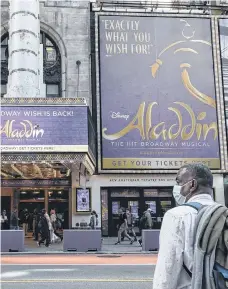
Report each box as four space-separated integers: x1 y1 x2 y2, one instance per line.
181 202 203 278
183 263 192 278
182 202 203 212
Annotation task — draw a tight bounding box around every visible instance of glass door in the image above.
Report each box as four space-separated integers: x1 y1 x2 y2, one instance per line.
108 188 140 237
143 188 174 229
108 199 140 236
128 200 139 234
110 199 121 237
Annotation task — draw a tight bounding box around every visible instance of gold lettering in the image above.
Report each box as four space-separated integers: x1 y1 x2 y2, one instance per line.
0 120 44 139
203 123 218 140
33 128 44 138
167 107 182 139
177 102 196 140
11 128 19 138
196 112 206 140
102 101 218 142
23 121 33 137
0 120 11 137
146 102 157 140
102 102 145 140
150 122 167 140
196 123 202 140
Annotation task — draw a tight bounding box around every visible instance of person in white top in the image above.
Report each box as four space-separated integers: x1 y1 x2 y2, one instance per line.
153 163 215 289
50 209 62 242
1 210 8 230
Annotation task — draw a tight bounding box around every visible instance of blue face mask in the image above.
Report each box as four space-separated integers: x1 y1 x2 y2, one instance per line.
172 180 193 205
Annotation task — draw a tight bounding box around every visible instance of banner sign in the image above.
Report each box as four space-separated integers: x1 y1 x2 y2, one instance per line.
98 15 220 169
1 179 71 188
218 19 228 143
1 106 89 152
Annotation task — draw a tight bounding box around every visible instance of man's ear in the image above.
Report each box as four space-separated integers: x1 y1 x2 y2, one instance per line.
192 179 198 191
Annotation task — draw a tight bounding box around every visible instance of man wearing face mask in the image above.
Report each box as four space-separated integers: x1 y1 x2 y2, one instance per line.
153 163 215 289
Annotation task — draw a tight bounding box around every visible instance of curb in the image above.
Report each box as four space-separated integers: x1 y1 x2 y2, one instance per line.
1 251 158 256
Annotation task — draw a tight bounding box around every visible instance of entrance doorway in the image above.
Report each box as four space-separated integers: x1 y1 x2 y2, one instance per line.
104 187 175 237
109 198 140 237
18 188 69 242
47 189 69 229
108 188 140 237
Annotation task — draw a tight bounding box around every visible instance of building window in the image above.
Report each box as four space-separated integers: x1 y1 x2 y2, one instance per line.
1 35 8 97
46 84 59 97
1 32 62 97
1 38 8 61
1 84 7 97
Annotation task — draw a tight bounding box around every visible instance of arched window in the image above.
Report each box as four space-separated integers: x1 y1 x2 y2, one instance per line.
1 32 62 97
1 35 8 97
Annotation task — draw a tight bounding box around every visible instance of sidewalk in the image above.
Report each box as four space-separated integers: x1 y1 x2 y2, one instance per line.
1 254 158 265
1 237 158 255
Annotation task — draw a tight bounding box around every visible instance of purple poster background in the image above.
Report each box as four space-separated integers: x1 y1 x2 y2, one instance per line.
99 16 220 169
76 188 90 212
1 106 88 152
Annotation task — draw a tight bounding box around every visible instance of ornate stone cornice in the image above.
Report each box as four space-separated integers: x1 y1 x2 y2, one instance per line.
1 97 87 106
1 153 95 175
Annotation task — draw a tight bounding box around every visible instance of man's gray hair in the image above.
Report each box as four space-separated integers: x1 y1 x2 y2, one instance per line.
181 163 213 188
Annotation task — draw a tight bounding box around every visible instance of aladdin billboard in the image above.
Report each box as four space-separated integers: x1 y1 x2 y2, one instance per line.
1 106 89 152
97 15 220 170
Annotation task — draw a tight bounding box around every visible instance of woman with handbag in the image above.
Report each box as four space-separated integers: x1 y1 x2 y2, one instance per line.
50 209 62 242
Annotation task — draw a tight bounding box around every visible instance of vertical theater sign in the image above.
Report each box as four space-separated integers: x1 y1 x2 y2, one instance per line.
218 18 228 168
97 15 221 170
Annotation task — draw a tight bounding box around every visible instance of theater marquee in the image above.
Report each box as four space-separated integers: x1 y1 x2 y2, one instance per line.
97 15 221 170
1 106 89 153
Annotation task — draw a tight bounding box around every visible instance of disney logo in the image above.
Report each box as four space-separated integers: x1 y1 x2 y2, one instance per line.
110 111 130 120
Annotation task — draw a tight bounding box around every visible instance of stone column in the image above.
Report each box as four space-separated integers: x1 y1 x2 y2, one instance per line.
6 0 40 98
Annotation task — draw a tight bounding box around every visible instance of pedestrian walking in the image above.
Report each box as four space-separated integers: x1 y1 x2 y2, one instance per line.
20 208 29 236
33 209 40 241
138 205 153 246
1 210 9 230
44 210 54 243
10 206 19 230
122 208 137 242
37 209 50 247
28 211 33 231
153 163 228 289
115 208 133 245
89 210 98 229
50 209 62 242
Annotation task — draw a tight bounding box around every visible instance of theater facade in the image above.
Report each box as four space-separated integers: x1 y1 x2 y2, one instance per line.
1 98 96 229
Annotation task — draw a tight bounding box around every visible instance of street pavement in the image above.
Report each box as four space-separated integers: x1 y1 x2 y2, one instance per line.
1 254 156 289
22 236 144 253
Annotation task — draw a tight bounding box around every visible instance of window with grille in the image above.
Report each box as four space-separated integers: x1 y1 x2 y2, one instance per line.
1 32 62 97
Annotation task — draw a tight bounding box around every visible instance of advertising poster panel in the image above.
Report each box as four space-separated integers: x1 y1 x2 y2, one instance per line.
1 106 88 152
98 15 220 170
218 19 228 148
76 188 91 212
